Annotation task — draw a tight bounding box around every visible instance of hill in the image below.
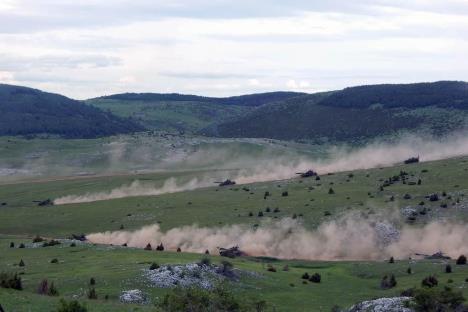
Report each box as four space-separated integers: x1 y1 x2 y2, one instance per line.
88 91 305 133
208 81 468 142
0 84 144 138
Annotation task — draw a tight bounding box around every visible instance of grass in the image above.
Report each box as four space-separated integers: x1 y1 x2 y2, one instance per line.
1 238 467 311
0 155 467 237
1 147 468 311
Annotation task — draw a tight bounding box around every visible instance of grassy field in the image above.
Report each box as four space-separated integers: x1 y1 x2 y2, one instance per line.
1 237 467 311
0 155 467 237
1 152 468 311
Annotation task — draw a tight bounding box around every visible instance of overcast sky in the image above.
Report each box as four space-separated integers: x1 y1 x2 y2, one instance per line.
0 0 467 99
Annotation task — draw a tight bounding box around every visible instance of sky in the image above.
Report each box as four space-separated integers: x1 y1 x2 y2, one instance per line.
0 0 467 99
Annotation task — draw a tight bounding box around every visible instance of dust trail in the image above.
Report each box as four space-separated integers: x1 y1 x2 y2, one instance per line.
86 216 468 261
53 178 213 205
55 131 468 204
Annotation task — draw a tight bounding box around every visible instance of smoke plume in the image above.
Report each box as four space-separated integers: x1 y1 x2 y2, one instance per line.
86 216 468 261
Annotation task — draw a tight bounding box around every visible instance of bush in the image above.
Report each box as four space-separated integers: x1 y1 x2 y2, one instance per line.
56 299 87 312
87 287 97 300
50 258 58 264
19 259 25 267
9 242 14 248
159 285 268 312
301 272 310 280
281 191 288 197
328 188 335 195
389 256 395 263
381 274 396 289
42 240 61 247
149 262 159 270
89 277 96 285
144 243 152 251
422 275 438 288
456 255 467 265
0 272 23 290
309 273 321 283
267 265 276 272
199 257 211 266
48 282 59 296
156 243 165 251
445 264 452 273
19 243 25 249
412 287 466 312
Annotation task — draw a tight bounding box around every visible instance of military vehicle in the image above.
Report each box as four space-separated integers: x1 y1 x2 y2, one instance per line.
404 156 420 164
296 170 318 178
219 246 246 258
415 251 451 260
215 179 236 186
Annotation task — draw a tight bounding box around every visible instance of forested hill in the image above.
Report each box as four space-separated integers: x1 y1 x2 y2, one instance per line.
206 81 468 142
0 84 144 138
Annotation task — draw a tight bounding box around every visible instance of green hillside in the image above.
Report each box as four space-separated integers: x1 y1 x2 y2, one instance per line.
0 84 144 138
88 92 304 133
209 81 468 142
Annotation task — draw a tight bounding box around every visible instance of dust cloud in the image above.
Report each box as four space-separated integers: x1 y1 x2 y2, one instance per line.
55 132 468 204
86 216 468 261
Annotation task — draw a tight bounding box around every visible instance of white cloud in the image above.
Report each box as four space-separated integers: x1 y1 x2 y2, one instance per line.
0 1 467 98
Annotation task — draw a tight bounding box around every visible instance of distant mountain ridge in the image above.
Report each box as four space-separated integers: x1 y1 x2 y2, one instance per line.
0 84 143 138
93 91 306 107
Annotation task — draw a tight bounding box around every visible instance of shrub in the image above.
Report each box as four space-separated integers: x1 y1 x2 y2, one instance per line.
70 242 76 247
48 282 59 296
42 240 61 247
422 275 438 288
267 265 276 272
328 188 335 195
309 273 321 283
381 274 396 289
413 287 465 312
19 243 25 248
281 191 288 197
158 285 268 312
429 194 439 202
248 212 253 217
56 299 87 312
445 264 452 273
258 211 264 217
89 278 96 285
37 279 49 295
0 272 23 290
19 259 25 267
389 256 395 263
407 267 413 275
156 243 165 251
87 287 97 300
199 257 211 266
456 255 467 265
50 258 58 264
144 243 152 251
282 265 289 271
9 242 14 248
149 263 159 270
301 272 310 280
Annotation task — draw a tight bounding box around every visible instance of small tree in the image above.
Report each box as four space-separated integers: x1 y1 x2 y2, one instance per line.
87 287 97 300
89 278 96 285
445 264 452 273
309 273 321 283
301 272 310 280
144 243 152 251
9 242 14 248
19 259 25 267
328 188 335 195
48 282 59 296
37 279 49 295
456 255 467 265
389 256 395 263
57 299 87 312
422 275 438 288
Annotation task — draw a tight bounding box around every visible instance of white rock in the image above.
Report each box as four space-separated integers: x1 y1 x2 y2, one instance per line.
348 297 413 312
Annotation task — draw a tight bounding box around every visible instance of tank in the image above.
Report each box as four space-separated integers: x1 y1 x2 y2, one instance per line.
219 246 246 258
296 170 318 178
214 179 236 187
404 156 419 164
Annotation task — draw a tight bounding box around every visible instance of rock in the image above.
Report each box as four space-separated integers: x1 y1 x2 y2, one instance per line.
348 297 413 312
119 289 149 304
374 222 400 246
